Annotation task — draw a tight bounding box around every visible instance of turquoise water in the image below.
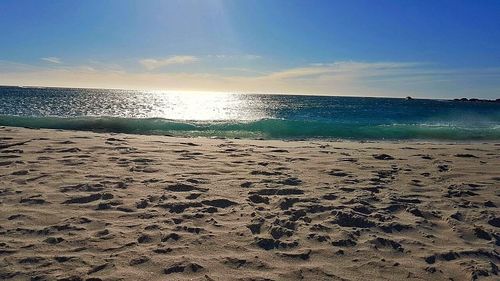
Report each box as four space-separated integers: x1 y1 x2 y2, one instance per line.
0 86 499 140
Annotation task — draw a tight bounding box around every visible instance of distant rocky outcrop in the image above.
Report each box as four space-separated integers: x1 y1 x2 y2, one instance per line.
452 98 500 103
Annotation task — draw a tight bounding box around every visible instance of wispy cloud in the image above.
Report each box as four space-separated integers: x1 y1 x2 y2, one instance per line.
1 59 500 99
41 57 62 64
222 67 267 75
208 54 262 60
139 55 198 70
265 61 423 80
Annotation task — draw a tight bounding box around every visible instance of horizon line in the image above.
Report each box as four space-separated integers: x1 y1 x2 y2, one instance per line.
0 83 488 101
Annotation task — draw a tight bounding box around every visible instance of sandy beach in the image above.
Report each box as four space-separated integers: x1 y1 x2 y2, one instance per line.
0 126 498 281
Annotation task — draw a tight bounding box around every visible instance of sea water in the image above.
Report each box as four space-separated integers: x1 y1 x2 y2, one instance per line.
0 86 499 140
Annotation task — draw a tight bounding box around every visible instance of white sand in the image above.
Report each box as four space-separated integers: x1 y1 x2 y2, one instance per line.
0 126 499 281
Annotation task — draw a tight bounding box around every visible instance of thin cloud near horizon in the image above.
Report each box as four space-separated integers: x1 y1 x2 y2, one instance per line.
1 58 499 99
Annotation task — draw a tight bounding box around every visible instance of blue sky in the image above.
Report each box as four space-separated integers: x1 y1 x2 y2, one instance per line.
1 0 500 98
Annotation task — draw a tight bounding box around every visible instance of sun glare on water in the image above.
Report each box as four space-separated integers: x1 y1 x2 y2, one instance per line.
142 91 269 121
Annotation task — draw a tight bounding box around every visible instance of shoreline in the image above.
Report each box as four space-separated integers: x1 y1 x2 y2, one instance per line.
12 126 500 144
1 118 499 142
1 126 499 280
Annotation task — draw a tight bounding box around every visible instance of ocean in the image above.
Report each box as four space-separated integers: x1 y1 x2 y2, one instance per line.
0 86 499 140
